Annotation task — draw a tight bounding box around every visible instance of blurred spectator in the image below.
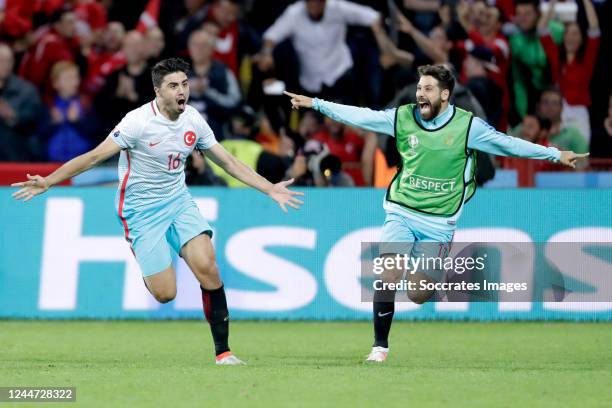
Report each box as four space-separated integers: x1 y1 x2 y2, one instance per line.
313 116 376 186
539 0 599 141
95 30 154 133
457 1 510 130
512 113 559 170
187 29 241 140
257 0 381 102
145 27 166 62
172 0 209 53
590 92 612 158
402 0 440 34
396 12 453 67
509 0 563 120
253 113 295 156
209 106 286 186
439 0 471 42
317 153 355 187
74 0 108 47
38 61 98 161
185 150 227 185
515 114 552 145
0 43 41 161
537 87 588 154
34 0 68 20
463 46 503 128
19 6 83 98
0 0 36 41
84 21 126 94
296 110 323 149
281 110 322 186
206 0 261 75
287 139 354 187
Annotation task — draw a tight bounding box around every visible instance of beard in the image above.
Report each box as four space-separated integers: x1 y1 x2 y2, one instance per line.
417 96 442 120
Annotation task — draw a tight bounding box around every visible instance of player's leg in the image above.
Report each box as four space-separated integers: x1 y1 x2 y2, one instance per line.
167 202 243 365
132 234 176 303
367 213 416 362
406 228 454 304
180 234 244 364
143 266 177 303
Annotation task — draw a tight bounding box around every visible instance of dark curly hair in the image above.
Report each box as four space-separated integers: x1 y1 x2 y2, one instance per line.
151 58 191 88
417 64 456 96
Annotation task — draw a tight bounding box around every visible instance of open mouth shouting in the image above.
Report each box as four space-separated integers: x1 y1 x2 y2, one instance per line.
177 98 186 111
418 99 432 117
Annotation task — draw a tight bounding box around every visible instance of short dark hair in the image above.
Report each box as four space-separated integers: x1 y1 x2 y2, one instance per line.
515 0 539 11
151 58 191 88
417 64 455 96
540 85 562 102
49 5 75 25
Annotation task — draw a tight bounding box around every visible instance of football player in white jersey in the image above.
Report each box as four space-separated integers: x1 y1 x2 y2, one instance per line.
12 58 304 366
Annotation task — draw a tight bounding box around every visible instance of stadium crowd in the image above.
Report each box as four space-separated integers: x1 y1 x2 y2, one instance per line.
0 0 610 187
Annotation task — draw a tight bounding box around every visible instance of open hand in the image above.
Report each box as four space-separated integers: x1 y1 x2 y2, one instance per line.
559 151 589 169
284 91 313 110
268 178 304 213
11 174 49 202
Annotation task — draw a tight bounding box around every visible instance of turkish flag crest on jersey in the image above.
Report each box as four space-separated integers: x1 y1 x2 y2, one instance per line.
184 131 196 146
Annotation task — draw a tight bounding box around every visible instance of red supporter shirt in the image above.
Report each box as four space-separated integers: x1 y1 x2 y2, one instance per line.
540 31 600 106
0 0 36 38
459 29 511 131
207 8 239 74
212 25 239 74
75 1 108 31
84 50 126 94
313 129 365 185
18 27 79 95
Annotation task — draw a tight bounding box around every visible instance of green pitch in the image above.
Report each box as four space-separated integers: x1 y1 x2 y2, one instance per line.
1 321 611 407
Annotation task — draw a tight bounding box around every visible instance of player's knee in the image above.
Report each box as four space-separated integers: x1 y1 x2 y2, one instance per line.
407 289 435 305
381 267 403 283
407 272 437 304
152 287 176 303
196 258 220 280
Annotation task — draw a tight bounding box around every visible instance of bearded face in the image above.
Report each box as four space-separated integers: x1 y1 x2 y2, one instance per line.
415 75 447 120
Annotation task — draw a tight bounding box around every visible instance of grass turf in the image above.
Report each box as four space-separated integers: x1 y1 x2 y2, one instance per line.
1 321 611 407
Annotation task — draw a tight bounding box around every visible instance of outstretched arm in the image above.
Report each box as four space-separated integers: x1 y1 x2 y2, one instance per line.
396 9 448 64
468 118 588 168
12 136 122 202
371 21 415 67
204 143 303 212
582 0 599 31
538 0 559 31
284 91 396 136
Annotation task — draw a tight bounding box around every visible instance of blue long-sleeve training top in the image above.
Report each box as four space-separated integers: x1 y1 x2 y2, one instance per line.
313 99 561 161
312 98 561 231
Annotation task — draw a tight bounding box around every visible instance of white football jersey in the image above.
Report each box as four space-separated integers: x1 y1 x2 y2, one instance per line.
110 100 218 217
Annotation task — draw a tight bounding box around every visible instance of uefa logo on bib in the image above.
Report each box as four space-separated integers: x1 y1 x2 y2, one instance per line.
184 131 196 147
408 134 419 156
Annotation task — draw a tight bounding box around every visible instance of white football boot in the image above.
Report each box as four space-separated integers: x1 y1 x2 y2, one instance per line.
215 351 246 365
365 346 389 362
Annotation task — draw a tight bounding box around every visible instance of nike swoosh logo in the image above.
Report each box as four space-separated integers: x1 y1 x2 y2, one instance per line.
377 311 393 317
149 141 161 147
